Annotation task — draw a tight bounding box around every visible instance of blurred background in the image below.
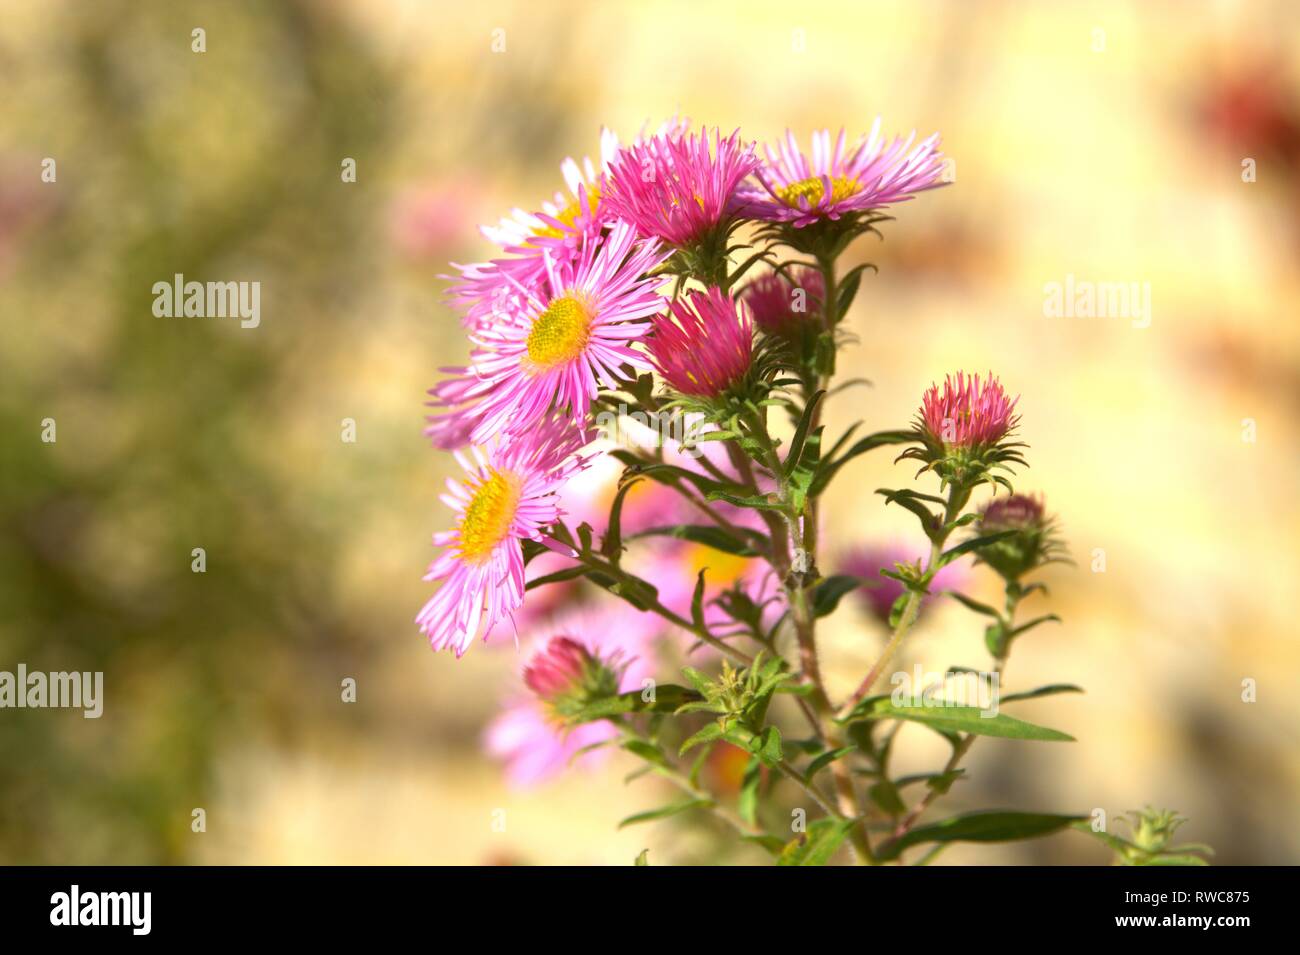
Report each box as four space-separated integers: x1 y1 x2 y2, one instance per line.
1 0 1297 864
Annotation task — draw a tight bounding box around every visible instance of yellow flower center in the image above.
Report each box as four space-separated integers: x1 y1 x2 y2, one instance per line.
457 469 522 564
683 543 752 588
776 175 860 208
526 294 592 370
533 187 600 241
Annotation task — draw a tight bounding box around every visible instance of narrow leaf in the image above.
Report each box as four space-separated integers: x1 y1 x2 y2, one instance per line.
877 811 1086 861
618 798 714 829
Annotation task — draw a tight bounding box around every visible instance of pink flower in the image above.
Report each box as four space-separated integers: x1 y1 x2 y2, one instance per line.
737 266 825 335
444 257 546 334
484 704 617 788
464 221 669 443
444 131 622 332
416 417 592 656
604 127 759 247
423 365 483 449
838 542 968 625
647 287 753 398
522 636 609 699
485 602 662 787
919 371 1019 448
744 123 947 228
480 128 620 260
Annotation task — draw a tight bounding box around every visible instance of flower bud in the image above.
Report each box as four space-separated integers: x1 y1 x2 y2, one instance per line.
737 266 825 337
903 371 1026 493
974 493 1066 581
523 636 623 721
648 287 754 400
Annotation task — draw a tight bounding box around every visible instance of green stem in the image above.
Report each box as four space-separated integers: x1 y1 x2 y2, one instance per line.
890 587 1022 848
618 725 761 838
837 484 966 720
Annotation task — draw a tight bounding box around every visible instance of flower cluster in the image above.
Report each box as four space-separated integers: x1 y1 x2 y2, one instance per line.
411 117 1194 868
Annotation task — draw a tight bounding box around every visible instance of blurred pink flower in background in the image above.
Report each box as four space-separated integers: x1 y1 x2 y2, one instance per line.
485 602 662 787
837 541 968 626
389 181 481 259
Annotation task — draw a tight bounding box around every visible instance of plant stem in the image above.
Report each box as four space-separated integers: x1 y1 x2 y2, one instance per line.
836 485 965 720
618 725 761 838
890 589 1021 847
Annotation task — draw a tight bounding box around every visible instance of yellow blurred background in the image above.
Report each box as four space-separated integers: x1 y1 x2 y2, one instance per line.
1 0 1297 864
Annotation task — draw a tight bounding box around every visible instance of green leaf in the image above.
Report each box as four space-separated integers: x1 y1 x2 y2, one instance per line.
938 530 1017 567
868 777 907 816
835 262 875 320
569 684 699 722
948 591 1002 618
704 489 786 511
627 523 763 556
680 667 713 695
785 427 822 513
812 575 862 618
679 722 726 756
777 818 858 866
754 725 784 767
618 798 714 829
634 849 649 866
738 756 762 825
609 453 743 500
877 811 1086 861
689 569 707 631
877 488 940 537
810 430 917 497
998 684 1084 705
621 739 671 769
844 699 1075 742
740 833 786 856
1008 614 1063 638
784 390 825 474
1141 854 1210 866
524 565 588 591
601 477 643 562
805 745 856 779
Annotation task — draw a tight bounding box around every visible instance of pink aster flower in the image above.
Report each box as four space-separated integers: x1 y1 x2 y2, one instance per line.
919 371 1020 448
737 266 825 335
464 220 669 443
744 122 947 228
839 542 968 626
481 127 620 258
484 703 617 788
416 416 593 656
444 256 546 334
647 287 753 398
604 127 759 247
485 602 662 787
423 365 483 449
